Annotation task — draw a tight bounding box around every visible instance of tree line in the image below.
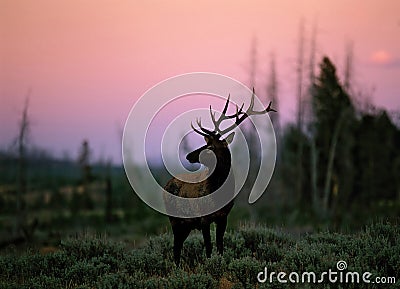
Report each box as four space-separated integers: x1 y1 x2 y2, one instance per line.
277 56 400 223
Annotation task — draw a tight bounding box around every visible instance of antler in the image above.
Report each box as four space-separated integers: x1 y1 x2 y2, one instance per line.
190 118 214 137
191 88 276 138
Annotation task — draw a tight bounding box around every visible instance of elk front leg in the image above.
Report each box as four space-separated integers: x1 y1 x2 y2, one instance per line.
172 225 191 266
201 223 212 258
216 216 227 255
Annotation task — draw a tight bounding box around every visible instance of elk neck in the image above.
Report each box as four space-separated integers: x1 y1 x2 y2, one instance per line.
207 148 232 191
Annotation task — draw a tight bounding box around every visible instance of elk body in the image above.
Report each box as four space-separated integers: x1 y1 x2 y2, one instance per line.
164 90 275 265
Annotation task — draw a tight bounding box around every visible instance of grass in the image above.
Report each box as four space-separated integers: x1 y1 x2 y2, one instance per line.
0 221 399 288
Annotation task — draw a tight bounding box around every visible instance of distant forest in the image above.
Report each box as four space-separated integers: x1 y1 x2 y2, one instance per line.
1 54 399 244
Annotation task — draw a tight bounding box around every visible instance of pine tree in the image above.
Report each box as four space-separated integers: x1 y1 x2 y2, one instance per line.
311 57 356 218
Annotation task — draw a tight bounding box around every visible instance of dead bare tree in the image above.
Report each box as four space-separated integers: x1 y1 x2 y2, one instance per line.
244 36 260 221
267 52 280 141
104 159 113 222
249 36 258 89
344 41 354 92
308 18 320 214
16 97 30 235
322 108 347 212
295 18 306 204
2 95 38 248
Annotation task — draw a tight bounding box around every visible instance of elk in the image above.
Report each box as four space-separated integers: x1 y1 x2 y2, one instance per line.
164 90 276 265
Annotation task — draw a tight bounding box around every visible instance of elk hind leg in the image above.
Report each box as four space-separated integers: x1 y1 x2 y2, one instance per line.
201 223 212 258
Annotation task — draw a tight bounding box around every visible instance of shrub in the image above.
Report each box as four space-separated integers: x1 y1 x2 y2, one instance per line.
0 221 399 289
167 271 217 289
146 234 173 260
60 235 125 260
96 272 147 289
64 260 110 284
228 257 262 289
181 234 207 269
125 249 169 277
201 254 227 279
24 275 63 289
223 232 249 261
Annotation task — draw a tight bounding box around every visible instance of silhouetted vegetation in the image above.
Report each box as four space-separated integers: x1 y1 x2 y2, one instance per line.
0 222 398 288
269 56 400 228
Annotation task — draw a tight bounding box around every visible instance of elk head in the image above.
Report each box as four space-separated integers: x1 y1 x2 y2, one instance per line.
186 133 234 167
186 89 276 168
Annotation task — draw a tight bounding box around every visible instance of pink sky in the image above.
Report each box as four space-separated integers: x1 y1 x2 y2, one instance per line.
1 0 399 163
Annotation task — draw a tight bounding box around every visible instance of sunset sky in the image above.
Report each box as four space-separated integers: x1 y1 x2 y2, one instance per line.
1 0 399 164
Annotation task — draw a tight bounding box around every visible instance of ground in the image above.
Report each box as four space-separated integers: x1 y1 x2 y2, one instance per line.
0 221 398 288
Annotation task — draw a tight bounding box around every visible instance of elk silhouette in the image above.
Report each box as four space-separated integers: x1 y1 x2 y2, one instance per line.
164 90 276 265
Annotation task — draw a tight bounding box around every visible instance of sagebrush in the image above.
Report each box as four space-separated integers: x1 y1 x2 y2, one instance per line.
0 221 399 288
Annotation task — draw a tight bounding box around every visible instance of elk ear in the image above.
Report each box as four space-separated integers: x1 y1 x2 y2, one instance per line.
223 132 235 146
204 135 212 144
